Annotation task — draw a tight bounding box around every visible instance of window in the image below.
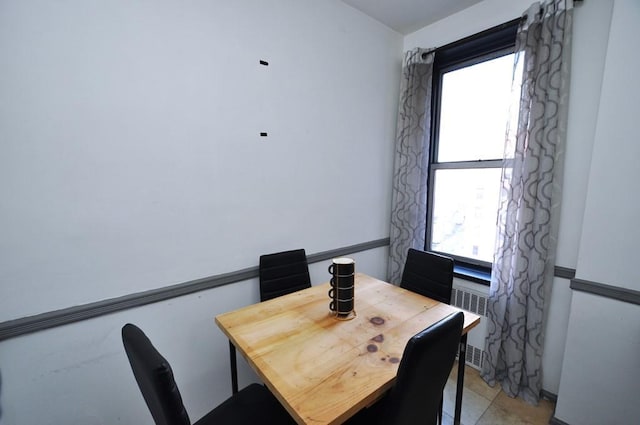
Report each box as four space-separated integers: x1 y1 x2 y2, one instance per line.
426 20 520 274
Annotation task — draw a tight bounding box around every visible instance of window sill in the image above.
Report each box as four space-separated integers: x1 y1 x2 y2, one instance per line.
453 265 491 285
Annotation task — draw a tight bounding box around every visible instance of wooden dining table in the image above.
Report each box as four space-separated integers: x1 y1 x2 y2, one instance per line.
215 273 481 425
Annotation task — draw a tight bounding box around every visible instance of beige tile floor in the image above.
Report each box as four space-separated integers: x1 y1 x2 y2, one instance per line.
441 362 555 425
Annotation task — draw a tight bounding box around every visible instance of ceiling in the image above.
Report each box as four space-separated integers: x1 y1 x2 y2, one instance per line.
341 0 484 35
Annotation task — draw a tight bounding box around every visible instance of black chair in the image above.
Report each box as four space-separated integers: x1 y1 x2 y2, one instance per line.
346 312 464 425
400 248 454 304
401 248 455 424
259 249 311 302
122 323 296 425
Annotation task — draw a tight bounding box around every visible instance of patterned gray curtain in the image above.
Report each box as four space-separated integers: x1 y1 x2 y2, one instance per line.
482 0 573 404
387 48 434 284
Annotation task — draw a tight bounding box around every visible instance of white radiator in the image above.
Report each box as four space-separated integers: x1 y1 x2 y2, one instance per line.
451 287 487 317
451 286 488 370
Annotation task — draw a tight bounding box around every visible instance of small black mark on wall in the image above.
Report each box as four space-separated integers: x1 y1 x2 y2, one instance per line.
260 132 268 137
259 60 269 66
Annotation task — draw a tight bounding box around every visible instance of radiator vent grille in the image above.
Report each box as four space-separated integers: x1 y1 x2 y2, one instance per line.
465 343 484 370
457 343 484 370
451 287 488 370
451 287 487 317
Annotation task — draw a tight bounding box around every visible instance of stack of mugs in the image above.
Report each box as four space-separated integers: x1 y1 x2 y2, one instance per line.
328 257 355 318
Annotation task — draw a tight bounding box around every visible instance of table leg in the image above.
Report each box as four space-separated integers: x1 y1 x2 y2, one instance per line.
229 340 238 394
454 333 467 425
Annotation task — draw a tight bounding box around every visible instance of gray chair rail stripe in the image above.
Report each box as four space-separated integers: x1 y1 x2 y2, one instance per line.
0 238 581 341
0 238 390 341
570 278 640 306
554 266 576 280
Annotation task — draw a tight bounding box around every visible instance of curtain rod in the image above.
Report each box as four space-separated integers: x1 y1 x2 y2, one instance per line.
415 0 582 61
431 18 520 55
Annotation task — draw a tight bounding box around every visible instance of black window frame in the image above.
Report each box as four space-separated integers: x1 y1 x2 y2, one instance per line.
425 19 520 279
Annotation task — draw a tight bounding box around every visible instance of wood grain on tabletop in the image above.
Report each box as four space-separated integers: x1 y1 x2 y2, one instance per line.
215 273 480 425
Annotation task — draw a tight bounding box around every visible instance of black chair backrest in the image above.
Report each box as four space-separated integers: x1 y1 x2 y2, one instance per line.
259 249 311 302
382 311 464 425
122 324 191 425
400 248 454 304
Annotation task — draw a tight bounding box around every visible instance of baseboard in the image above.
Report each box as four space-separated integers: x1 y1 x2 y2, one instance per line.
549 416 571 425
540 389 558 402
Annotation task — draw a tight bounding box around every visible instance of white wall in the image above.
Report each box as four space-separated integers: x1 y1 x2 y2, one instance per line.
403 0 615 396
542 0 614 396
572 0 640 291
3 0 632 422
0 247 389 425
556 293 640 425
555 1 640 424
555 0 614 269
0 0 402 322
0 1 402 423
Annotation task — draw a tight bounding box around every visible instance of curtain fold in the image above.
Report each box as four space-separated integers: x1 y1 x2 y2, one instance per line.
482 0 573 404
387 48 435 284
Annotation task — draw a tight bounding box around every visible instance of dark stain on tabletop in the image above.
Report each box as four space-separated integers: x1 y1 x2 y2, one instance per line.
371 334 384 343
369 316 385 326
366 344 378 353
389 357 400 364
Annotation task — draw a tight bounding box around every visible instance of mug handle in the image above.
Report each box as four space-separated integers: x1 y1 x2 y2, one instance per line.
328 264 335 275
329 300 336 311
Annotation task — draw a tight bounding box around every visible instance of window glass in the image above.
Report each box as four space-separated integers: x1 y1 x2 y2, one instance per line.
430 168 502 264
426 20 519 272
437 54 514 162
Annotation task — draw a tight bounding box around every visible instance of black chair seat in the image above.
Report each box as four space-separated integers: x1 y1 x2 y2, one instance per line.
194 383 294 425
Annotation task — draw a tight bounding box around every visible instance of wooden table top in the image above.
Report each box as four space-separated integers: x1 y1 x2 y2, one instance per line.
215 273 481 425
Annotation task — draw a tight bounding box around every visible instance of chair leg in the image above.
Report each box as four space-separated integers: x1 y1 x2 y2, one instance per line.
438 396 443 425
